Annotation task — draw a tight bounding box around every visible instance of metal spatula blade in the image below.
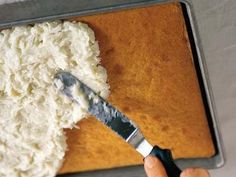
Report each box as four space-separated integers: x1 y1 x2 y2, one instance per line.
54 71 153 157
54 71 181 177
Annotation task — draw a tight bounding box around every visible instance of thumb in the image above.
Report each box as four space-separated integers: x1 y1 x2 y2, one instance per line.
144 156 168 177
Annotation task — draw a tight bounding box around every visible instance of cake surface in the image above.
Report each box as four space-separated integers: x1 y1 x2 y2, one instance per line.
59 2 215 174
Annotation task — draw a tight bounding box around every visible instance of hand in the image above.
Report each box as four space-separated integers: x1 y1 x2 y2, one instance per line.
144 156 210 177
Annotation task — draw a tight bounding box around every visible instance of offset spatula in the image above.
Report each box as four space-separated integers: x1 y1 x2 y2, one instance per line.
54 71 182 177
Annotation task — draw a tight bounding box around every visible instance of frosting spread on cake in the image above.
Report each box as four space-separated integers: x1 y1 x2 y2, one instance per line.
0 21 109 177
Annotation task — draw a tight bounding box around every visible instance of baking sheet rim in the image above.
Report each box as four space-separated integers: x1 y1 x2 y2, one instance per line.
0 0 225 173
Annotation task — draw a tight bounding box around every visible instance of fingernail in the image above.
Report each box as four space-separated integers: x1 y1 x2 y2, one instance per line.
145 156 157 168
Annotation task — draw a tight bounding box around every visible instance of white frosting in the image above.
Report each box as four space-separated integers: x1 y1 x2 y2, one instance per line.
0 21 109 177
70 82 89 111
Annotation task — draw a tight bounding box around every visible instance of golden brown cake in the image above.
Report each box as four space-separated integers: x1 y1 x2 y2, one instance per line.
59 2 215 174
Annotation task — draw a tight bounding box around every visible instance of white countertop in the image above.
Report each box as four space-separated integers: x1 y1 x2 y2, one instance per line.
192 0 236 176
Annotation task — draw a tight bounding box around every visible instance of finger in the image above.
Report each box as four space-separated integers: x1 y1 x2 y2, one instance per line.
144 156 168 177
180 168 210 177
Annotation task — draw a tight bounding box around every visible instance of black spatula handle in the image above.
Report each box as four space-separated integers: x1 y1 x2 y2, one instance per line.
149 146 182 177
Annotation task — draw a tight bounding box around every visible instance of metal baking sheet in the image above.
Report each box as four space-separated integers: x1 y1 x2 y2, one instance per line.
0 0 225 176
